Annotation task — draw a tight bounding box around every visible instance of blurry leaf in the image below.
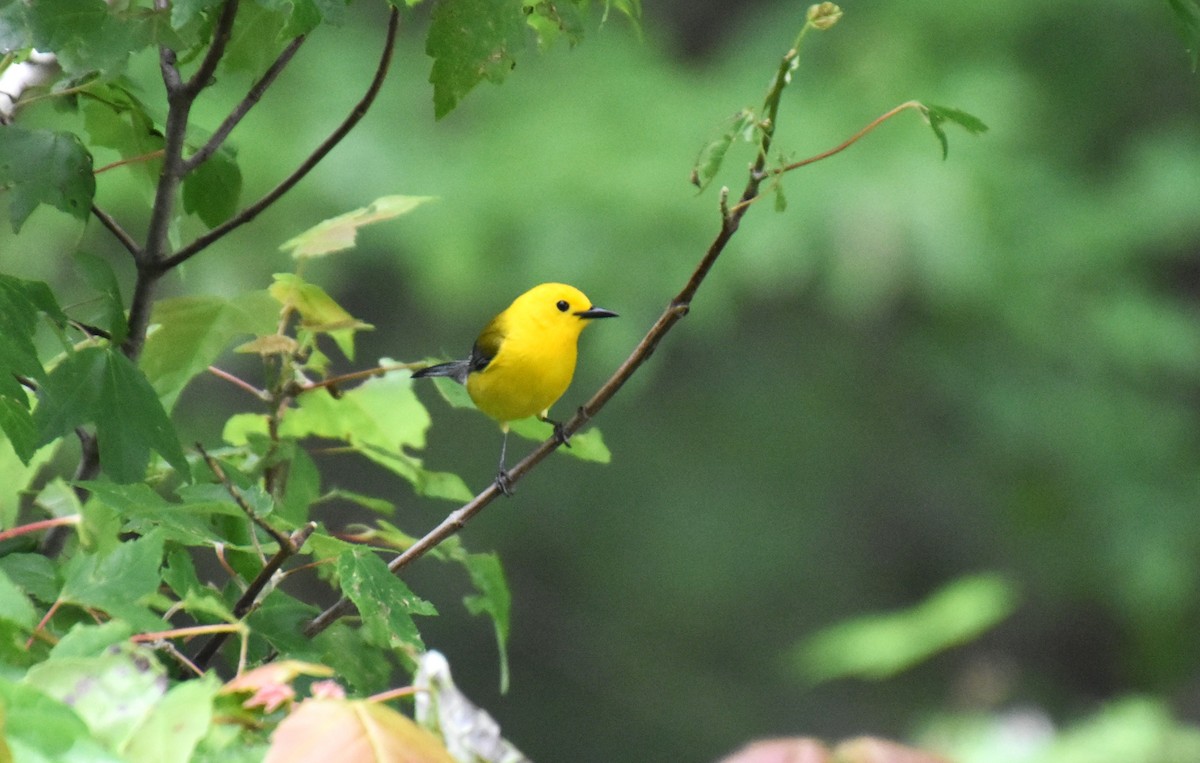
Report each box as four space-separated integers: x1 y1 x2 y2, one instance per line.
0 275 65 462
34 346 193 484
773 181 787 213
265 696 455 763
235 334 300 356
269 274 372 360
414 651 529 763
140 292 279 410
24 0 157 74
427 0 525 119
525 1 586 50
221 661 335 702
459 552 512 693
0 126 95 232
0 553 59 604
509 416 611 463
122 674 218 763
220 1 288 78
922 104 988 159
182 148 242 228
59 530 167 630
49 621 134 659
336 547 436 653
170 0 223 29
322 489 395 515
691 108 756 191
794 573 1017 684
0 567 36 630
82 83 165 186
0 677 127 763
1168 0 1200 70
73 251 128 345
25 643 167 753
280 195 436 259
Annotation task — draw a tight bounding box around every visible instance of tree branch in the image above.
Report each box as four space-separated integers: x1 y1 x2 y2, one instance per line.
89 203 141 258
182 33 306 174
156 7 401 273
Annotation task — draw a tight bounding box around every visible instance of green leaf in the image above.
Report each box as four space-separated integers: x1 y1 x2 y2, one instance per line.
73 251 128 345
279 195 437 259
524 0 586 50
426 0 526 119
140 292 279 411
122 673 218 763
275 365 472 501
690 108 756 191
268 274 372 360
101 350 190 481
0 553 59 604
0 677 127 763
0 567 37 630
0 126 95 232
508 416 611 462
336 547 436 653
1168 0 1200 70
923 104 989 160
81 83 165 187
170 0 224 29
24 0 160 74
793 572 1018 684
59 530 167 630
25 643 167 753
460 551 511 693
182 148 242 228
49 621 134 659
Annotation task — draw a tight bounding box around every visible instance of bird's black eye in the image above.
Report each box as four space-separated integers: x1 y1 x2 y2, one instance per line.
556 300 570 312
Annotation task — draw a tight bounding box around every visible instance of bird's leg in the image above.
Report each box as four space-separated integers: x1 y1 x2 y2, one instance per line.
538 413 571 448
495 427 514 496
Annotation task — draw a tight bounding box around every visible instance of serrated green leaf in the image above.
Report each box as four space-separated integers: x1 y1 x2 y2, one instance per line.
794 572 1017 684
0 677 127 763
0 567 36 629
524 0 586 50
140 291 279 411
269 274 372 359
25 0 159 74
508 416 611 462
100 350 190 481
73 251 128 345
25 643 167 753
459 551 511 693
49 621 134 659
427 0 526 119
0 553 59 604
182 148 242 228
60 531 168 630
0 126 95 232
923 104 988 160
122 673 218 763
279 195 436 259
337 547 435 653
691 108 756 192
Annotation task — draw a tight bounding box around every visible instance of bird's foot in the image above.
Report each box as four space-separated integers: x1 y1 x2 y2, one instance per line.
495 469 515 497
541 416 571 448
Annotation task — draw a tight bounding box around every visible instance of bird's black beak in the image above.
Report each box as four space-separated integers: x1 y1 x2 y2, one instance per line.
575 306 618 320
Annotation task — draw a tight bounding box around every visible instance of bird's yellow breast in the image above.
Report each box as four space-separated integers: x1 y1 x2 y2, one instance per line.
464 284 593 424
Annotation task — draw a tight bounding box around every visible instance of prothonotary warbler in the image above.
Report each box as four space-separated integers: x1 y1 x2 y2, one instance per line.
412 283 617 493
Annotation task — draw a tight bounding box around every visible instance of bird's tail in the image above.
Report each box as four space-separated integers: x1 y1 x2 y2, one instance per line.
411 359 470 385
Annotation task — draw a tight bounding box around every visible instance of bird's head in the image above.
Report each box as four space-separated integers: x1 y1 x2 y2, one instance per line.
512 283 618 338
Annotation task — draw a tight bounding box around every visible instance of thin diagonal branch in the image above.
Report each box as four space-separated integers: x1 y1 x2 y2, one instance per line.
156 7 401 273
90 203 141 258
182 33 306 174
181 0 241 98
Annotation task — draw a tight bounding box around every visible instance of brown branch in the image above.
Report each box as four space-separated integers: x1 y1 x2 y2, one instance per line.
156 7 401 273
198 443 291 548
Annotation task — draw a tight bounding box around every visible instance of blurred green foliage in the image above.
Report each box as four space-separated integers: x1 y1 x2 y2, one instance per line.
3 0 1200 761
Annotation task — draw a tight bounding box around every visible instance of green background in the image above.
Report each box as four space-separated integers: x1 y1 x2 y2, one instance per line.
5 0 1200 760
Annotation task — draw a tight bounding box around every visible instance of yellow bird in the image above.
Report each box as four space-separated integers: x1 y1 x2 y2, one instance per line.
412 283 617 492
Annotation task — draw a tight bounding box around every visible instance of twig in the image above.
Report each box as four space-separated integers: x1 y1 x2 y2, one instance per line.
198 443 291 549
156 7 401 272
183 34 307 173
192 522 317 669
208 365 271 401
90 203 141 258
